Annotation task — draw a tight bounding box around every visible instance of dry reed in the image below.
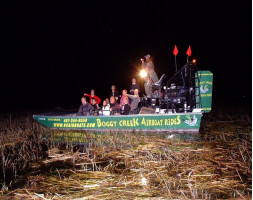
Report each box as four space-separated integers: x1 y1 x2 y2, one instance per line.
0 108 251 199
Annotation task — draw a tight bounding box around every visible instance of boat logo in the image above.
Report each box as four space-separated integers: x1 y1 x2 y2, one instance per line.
184 115 197 126
200 85 209 94
38 118 46 120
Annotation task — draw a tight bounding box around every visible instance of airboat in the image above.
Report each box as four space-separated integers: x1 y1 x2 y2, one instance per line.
34 61 213 135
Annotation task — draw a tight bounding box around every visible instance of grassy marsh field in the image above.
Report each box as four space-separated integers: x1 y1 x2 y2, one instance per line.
0 105 251 199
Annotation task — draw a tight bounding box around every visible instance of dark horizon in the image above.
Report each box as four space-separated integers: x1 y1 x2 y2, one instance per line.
3 1 252 113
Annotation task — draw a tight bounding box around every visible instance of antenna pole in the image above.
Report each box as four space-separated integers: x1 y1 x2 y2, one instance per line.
175 55 177 71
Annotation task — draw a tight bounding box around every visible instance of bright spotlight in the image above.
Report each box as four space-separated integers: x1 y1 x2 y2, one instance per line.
192 59 197 63
140 69 147 78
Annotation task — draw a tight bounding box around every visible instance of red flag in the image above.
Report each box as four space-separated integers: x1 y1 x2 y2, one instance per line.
173 45 178 56
186 45 192 56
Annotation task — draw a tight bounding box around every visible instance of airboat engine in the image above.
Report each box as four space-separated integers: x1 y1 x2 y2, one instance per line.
139 61 213 114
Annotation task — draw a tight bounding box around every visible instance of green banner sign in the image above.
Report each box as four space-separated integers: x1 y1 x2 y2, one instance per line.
34 113 202 132
195 70 213 113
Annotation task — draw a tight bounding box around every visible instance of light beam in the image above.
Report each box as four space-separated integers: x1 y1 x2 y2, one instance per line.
140 69 147 78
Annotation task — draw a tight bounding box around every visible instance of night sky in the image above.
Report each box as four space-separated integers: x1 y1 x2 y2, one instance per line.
3 1 252 112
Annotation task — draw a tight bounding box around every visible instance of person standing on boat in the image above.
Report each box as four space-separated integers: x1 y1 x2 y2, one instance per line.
143 54 159 97
110 85 120 103
130 78 140 96
77 96 94 116
127 89 140 110
129 77 140 104
84 89 101 105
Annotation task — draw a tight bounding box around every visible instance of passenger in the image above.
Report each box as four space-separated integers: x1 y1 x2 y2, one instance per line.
77 96 94 116
91 98 99 110
84 89 101 105
143 54 159 98
120 96 131 115
127 89 140 110
144 54 158 82
119 89 127 108
129 78 140 104
109 96 120 115
91 98 99 116
110 85 120 103
130 78 141 95
101 99 110 116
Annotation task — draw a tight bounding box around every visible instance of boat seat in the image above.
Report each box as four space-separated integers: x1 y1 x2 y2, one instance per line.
110 109 120 115
129 107 140 115
90 110 99 116
152 74 166 91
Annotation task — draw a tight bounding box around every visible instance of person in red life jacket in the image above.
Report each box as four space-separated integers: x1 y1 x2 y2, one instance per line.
84 89 101 105
119 89 128 108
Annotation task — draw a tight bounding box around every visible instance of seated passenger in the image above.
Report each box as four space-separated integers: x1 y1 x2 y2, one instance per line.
120 96 131 115
91 98 99 116
84 89 101 105
77 96 94 116
110 96 120 115
127 89 140 110
91 98 99 110
101 99 110 116
119 89 127 108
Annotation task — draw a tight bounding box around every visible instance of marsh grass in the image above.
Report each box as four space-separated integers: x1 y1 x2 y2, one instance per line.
0 108 251 199
0 114 47 187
